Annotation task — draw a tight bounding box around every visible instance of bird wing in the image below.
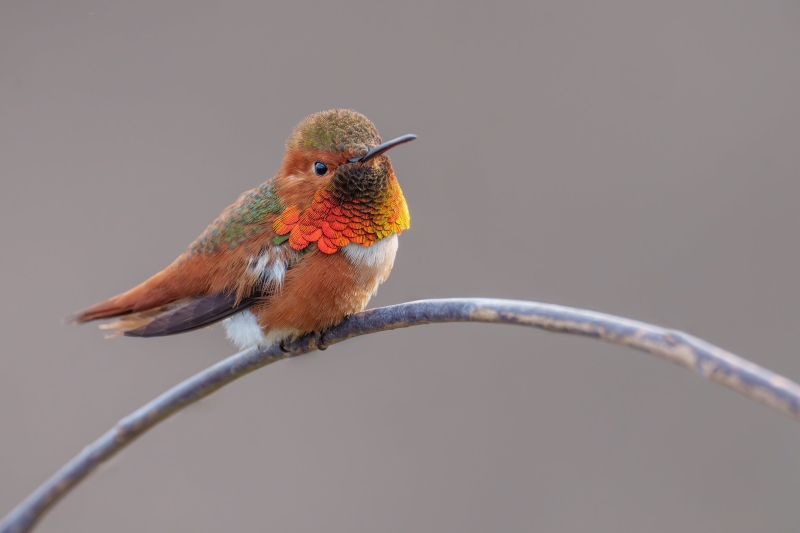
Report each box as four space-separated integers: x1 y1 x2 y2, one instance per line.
72 179 301 332
188 181 286 256
121 292 261 337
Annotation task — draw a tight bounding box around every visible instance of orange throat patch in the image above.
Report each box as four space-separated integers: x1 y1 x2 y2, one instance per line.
273 176 410 254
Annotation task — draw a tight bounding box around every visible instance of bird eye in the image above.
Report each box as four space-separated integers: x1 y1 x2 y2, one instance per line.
313 161 328 176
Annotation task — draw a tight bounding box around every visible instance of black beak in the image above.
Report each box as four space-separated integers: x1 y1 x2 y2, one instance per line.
349 134 417 163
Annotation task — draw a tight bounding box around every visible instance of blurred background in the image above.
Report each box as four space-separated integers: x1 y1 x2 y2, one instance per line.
2 1 800 531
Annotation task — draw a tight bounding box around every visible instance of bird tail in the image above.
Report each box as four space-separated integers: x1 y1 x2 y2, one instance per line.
71 296 133 323
69 266 191 331
70 265 260 338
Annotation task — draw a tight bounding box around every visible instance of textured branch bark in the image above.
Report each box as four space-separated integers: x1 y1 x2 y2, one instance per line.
3 298 800 533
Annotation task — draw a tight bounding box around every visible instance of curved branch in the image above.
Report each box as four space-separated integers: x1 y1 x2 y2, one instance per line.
3 298 800 533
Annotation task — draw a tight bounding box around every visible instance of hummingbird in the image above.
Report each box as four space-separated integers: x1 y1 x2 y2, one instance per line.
72 109 415 350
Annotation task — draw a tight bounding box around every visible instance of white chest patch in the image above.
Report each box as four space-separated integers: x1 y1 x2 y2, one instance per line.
342 234 399 268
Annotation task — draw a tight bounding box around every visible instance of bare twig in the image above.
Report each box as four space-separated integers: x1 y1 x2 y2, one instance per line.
3 298 800 533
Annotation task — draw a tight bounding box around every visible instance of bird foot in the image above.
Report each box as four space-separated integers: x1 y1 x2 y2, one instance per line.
279 330 328 353
313 329 328 351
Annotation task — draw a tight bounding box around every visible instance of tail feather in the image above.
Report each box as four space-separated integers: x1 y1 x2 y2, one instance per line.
91 304 174 338
78 293 260 339
70 267 191 325
71 297 134 323
70 252 263 338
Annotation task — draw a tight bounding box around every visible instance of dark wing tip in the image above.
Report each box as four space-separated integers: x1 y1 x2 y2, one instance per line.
124 294 260 338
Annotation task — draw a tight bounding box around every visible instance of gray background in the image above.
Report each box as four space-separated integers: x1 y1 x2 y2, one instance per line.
2 1 800 531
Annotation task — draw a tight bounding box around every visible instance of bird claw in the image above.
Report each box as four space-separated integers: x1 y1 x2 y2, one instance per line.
315 330 328 351
280 331 326 353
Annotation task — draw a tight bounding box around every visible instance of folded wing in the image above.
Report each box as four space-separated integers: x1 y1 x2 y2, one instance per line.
123 292 261 337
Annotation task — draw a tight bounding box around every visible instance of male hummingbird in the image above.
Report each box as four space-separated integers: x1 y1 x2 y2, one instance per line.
73 109 415 349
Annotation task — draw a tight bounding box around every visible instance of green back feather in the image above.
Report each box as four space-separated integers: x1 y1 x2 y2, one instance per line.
191 182 284 254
